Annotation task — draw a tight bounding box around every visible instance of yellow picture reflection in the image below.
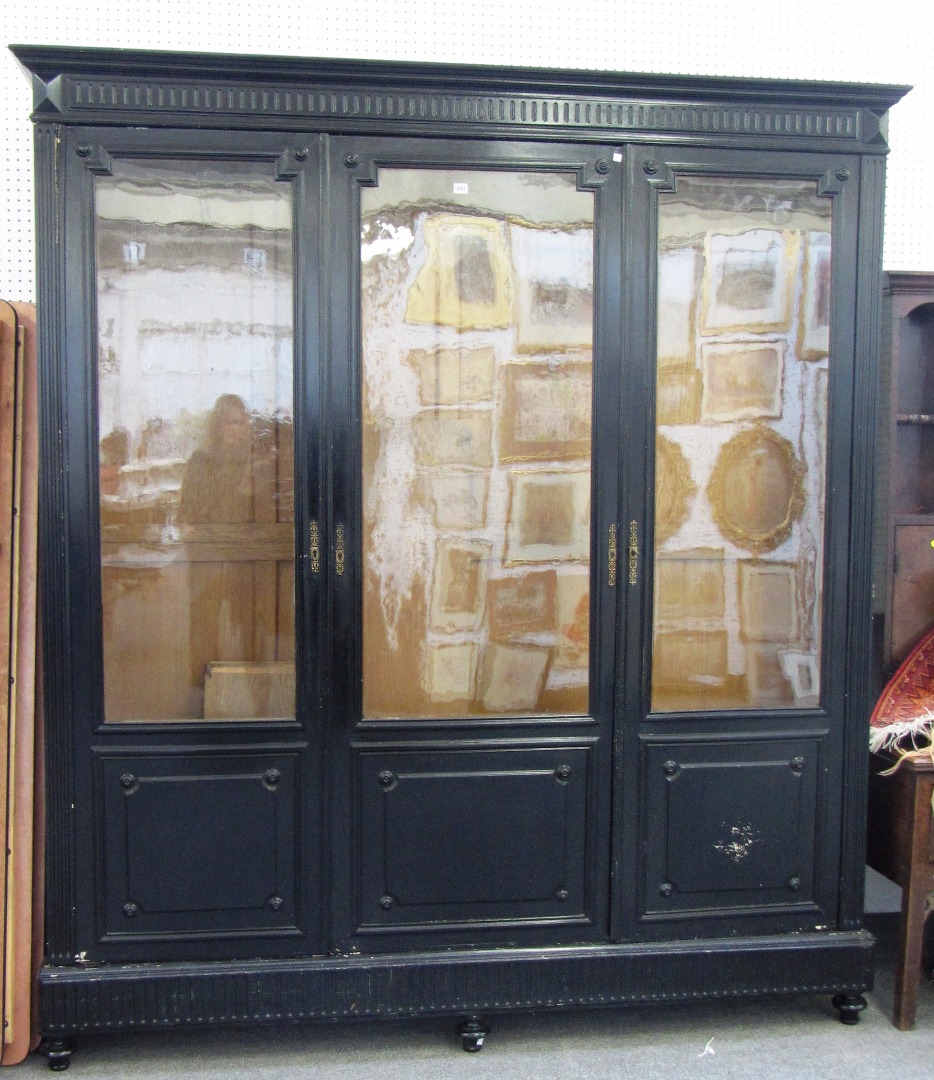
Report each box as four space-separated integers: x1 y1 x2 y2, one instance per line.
651 179 830 712
360 170 594 719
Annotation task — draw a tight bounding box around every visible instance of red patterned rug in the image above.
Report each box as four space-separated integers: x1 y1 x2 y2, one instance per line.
870 626 934 753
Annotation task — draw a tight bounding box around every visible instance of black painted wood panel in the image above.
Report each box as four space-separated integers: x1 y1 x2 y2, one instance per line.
641 736 821 921
34 119 78 965
839 153 888 931
38 932 874 1035
100 752 301 941
355 746 593 934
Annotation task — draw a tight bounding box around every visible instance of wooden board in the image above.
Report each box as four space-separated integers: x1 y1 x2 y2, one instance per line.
0 302 39 1064
0 301 20 1065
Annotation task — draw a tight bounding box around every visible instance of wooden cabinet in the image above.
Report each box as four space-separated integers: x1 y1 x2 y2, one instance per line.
12 45 907 1058
882 273 934 672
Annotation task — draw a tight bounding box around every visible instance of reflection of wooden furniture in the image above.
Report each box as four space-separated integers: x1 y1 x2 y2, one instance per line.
204 661 296 719
101 523 295 720
883 273 934 673
867 751 934 1029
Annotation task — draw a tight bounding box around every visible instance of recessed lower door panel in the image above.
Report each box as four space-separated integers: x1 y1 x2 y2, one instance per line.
355 744 594 934
100 751 301 942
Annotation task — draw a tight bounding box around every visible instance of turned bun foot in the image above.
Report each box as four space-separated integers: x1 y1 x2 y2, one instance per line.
832 993 868 1025
456 1015 490 1052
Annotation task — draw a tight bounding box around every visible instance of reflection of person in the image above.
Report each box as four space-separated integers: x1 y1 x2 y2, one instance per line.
138 416 175 462
179 394 255 524
99 427 129 497
178 395 262 714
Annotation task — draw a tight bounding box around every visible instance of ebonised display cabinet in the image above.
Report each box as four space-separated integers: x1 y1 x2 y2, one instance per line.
12 45 908 1066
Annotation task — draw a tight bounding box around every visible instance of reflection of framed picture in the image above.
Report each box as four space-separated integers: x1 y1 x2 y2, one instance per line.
413 410 492 467
778 648 820 705
427 470 489 529
488 570 557 637
405 214 512 329
739 561 797 642
505 470 591 564
511 224 593 352
430 539 492 632
500 362 592 461
657 245 701 367
655 548 725 623
654 434 695 544
798 231 831 361
708 425 804 553
406 345 496 405
815 366 828 508
656 364 702 425
553 572 589 672
700 341 784 423
702 229 796 333
652 629 729 687
746 644 794 706
478 643 550 713
426 642 479 704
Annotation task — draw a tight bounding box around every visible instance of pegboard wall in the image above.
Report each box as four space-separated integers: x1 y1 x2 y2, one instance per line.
2 0 932 299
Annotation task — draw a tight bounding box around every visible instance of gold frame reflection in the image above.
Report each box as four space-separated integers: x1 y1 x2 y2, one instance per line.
654 434 695 545
707 425 805 554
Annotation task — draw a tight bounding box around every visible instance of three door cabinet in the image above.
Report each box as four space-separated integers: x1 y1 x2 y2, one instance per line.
13 45 907 1064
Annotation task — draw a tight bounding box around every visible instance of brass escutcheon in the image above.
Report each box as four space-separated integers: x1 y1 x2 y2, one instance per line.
628 519 639 585
309 520 320 574
608 523 618 587
335 524 345 576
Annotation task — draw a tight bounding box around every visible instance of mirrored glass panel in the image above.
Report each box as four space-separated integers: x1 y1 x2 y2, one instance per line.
361 169 594 718
652 177 831 712
96 159 295 722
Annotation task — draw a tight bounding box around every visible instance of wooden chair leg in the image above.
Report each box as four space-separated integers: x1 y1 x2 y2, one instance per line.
893 875 930 1030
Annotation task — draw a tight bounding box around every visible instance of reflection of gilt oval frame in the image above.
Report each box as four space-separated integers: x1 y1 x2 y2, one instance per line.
708 425 805 554
655 434 695 544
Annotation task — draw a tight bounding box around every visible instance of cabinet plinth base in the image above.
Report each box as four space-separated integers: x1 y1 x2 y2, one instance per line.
39 931 873 1039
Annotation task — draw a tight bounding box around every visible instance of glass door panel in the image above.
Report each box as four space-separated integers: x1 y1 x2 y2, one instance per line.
651 177 831 712
360 169 595 718
95 159 295 722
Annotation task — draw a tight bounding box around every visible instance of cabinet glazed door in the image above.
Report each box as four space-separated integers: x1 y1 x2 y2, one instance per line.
61 129 325 961
617 148 862 940
327 139 621 949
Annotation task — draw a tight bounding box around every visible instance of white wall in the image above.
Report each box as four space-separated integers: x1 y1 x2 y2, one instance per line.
2 0 932 300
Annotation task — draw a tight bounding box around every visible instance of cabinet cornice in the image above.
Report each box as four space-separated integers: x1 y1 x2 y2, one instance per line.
11 45 908 152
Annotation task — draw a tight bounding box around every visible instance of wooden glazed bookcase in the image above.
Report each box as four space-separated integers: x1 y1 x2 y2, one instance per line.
11 44 907 1067
882 272 934 675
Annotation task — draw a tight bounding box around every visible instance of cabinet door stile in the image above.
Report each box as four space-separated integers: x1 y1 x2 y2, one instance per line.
57 127 327 962
620 146 862 942
328 136 619 951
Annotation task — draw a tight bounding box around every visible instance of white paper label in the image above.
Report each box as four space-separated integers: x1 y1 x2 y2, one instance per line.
453 182 469 194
